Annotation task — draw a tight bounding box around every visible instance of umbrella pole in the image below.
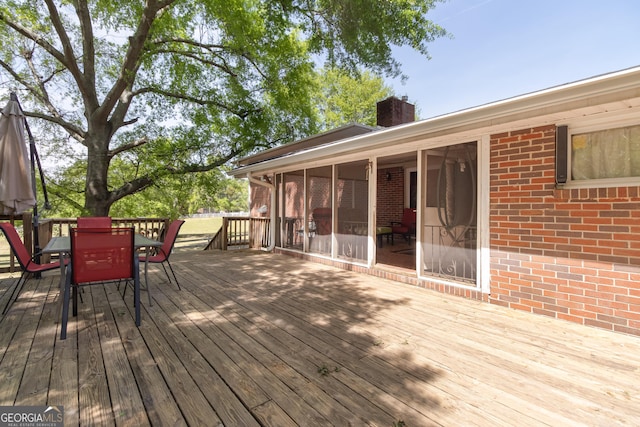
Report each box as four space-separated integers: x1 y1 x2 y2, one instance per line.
26 120 43 276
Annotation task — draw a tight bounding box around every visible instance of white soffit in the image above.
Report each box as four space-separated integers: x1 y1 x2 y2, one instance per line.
230 66 640 177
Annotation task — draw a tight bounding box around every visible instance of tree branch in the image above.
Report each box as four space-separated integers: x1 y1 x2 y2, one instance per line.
134 87 261 119
0 10 68 66
24 110 86 143
0 58 41 100
153 37 226 51
73 0 97 100
98 0 177 124
0 56 86 143
153 48 237 77
107 176 154 205
24 51 72 123
152 37 270 80
107 148 242 204
43 0 89 99
47 185 86 212
108 136 148 158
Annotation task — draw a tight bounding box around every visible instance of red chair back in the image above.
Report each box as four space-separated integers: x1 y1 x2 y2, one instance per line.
312 208 332 235
157 220 185 260
401 208 416 228
77 216 112 228
0 222 32 269
70 227 134 284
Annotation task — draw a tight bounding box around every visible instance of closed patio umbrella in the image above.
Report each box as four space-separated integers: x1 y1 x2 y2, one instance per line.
0 93 36 214
0 92 50 261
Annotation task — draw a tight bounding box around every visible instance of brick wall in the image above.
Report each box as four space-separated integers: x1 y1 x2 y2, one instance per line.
377 167 405 226
376 97 415 127
490 125 640 336
250 183 270 216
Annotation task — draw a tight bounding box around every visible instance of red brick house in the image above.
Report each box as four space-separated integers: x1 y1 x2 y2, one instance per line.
231 67 640 336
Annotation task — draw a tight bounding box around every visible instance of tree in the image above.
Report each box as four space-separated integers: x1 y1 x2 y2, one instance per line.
0 0 447 216
313 68 394 130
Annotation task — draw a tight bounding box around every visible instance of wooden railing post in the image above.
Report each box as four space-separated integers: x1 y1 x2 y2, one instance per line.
21 212 33 258
221 217 228 251
38 219 53 262
246 217 271 249
249 218 255 248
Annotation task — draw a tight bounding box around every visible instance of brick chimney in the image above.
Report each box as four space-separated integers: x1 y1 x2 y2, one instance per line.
376 96 415 127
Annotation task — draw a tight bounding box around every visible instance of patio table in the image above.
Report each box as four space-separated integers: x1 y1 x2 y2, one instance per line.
44 234 162 321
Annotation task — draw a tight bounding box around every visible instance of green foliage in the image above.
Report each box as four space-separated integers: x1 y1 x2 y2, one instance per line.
313 68 394 130
45 162 247 218
0 0 446 215
43 161 88 218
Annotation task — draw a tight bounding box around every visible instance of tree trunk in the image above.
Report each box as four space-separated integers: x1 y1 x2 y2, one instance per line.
84 132 112 216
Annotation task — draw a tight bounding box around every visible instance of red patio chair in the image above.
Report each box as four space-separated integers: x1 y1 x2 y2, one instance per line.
312 208 332 235
391 208 416 245
77 216 112 228
0 222 65 315
139 219 184 291
60 227 140 340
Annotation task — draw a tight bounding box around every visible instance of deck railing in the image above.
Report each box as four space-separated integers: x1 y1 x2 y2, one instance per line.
0 213 34 274
0 216 169 273
205 217 271 250
2 214 272 271
42 217 169 239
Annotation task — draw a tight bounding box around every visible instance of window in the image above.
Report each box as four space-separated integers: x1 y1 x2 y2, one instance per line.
571 124 640 182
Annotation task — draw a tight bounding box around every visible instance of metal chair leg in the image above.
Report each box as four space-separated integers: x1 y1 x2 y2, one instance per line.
60 267 72 340
2 271 27 315
162 260 181 290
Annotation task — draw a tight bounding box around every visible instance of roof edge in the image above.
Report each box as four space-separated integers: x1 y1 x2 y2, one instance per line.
236 122 377 166
230 65 640 177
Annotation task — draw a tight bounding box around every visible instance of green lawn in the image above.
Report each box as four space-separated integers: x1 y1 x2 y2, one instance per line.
172 216 224 252
180 216 224 235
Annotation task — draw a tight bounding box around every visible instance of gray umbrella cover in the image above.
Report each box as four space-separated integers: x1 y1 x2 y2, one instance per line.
0 99 36 214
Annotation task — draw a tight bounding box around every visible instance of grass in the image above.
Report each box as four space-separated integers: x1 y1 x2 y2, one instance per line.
173 216 224 252
179 216 223 235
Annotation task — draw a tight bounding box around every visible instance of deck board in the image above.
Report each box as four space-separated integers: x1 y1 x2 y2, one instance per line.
142 284 257 426
0 250 639 426
15 282 57 407
1 277 45 405
104 286 185 426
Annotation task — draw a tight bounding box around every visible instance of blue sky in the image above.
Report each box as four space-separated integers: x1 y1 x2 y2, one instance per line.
387 0 640 119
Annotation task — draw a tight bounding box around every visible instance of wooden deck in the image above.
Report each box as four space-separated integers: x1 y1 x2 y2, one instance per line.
0 250 639 426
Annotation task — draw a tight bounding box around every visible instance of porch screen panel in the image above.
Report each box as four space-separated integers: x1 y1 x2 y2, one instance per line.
306 166 332 255
422 141 477 283
281 170 305 250
275 173 282 247
336 161 369 262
